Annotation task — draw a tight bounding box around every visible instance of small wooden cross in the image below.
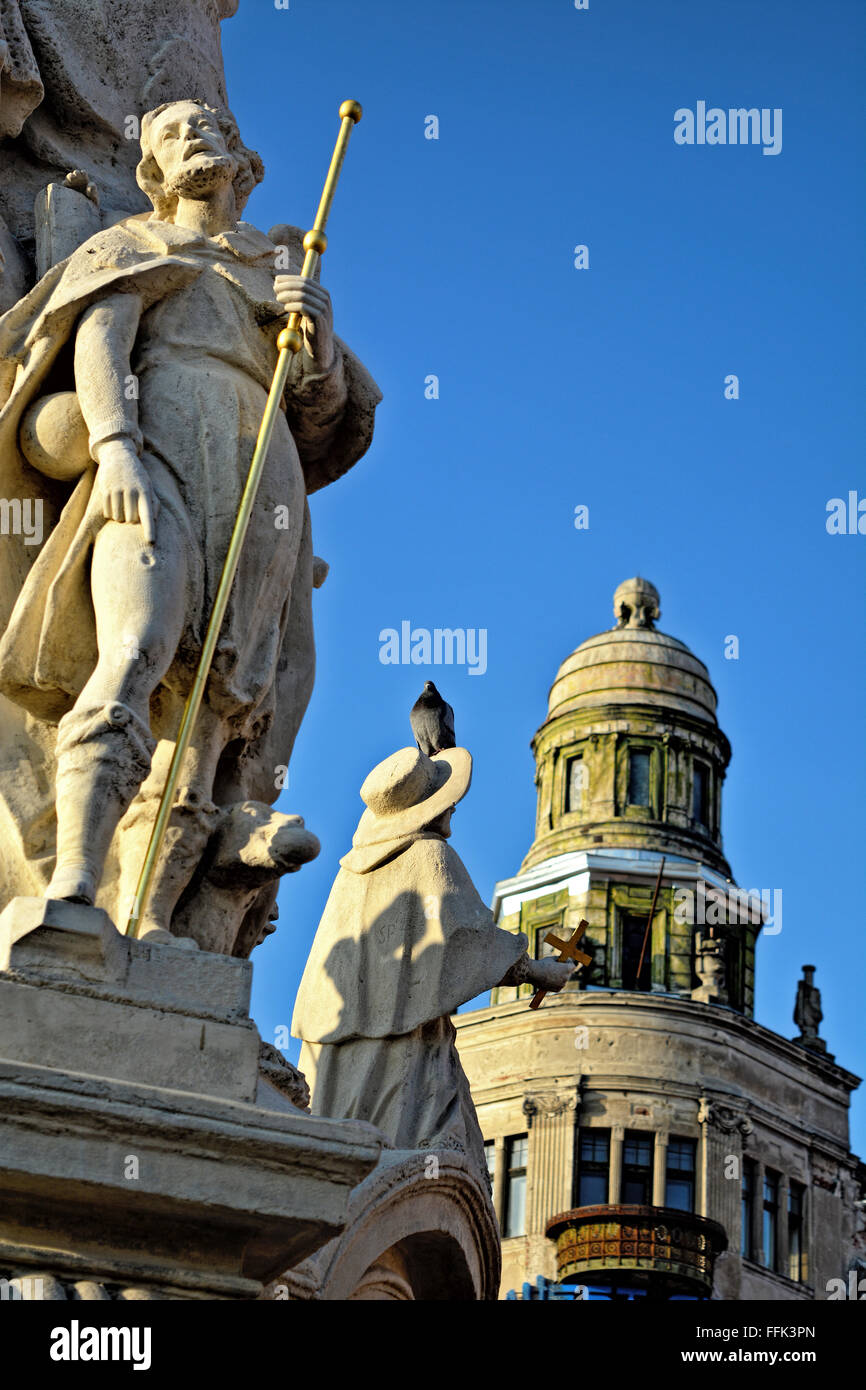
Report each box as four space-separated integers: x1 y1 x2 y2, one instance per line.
529 919 592 1010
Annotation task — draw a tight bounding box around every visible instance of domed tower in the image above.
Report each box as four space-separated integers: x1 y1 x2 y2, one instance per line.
455 579 862 1302
502 577 753 1014
526 577 730 877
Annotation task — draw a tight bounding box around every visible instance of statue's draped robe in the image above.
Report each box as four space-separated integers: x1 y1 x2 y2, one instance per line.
293 831 526 1172
0 213 379 909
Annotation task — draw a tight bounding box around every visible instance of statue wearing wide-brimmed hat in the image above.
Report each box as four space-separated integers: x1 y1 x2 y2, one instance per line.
292 745 574 1175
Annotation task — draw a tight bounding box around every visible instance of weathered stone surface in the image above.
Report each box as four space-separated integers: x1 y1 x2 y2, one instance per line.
258 1039 311 1112
0 896 383 1298
0 896 255 1101
33 177 100 278
267 1151 501 1301
0 1056 382 1296
0 895 124 980
0 0 239 289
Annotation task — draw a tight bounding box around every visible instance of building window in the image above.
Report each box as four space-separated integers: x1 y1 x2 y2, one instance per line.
484 1140 496 1185
762 1170 779 1270
565 755 587 813
503 1134 528 1238
621 912 652 991
621 1132 653 1204
741 1160 755 1260
533 922 560 959
788 1182 805 1282
577 1128 610 1207
665 1138 696 1212
627 749 652 806
693 761 709 825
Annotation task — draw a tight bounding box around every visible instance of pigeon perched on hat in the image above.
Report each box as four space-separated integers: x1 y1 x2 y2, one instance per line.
410 681 455 756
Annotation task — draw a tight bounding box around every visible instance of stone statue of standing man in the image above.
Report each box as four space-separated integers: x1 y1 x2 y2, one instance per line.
793 964 825 1051
0 99 380 947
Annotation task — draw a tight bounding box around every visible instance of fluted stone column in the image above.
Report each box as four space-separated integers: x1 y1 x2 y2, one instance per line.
523 1091 579 1233
653 1132 669 1207
777 1174 790 1278
698 1103 710 1217
698 1096 751 1253
609 1125 624 1205
752 1159 765 1266
492 1136 507 1228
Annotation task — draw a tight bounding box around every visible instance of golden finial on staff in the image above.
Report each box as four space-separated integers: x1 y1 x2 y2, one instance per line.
125 99 363 938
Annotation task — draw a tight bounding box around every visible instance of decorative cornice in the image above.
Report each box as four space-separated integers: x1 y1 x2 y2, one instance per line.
456 991 863 1096
493 849 733 920
522 1091 579 1127
698 1096 752 1136
811 1156 841 1194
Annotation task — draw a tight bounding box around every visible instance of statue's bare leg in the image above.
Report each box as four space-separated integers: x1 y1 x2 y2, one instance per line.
46 515 187 905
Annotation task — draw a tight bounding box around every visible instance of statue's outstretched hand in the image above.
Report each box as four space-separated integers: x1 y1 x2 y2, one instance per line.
498 953 577 991
95 438 159 545
273 275 335 370
528 958 576 993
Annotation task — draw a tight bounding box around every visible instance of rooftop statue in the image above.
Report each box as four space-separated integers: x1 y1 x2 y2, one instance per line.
0 98 380 950
793 964 826 1051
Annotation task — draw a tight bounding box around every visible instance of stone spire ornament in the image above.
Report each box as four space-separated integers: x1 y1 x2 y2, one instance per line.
613 576 660 630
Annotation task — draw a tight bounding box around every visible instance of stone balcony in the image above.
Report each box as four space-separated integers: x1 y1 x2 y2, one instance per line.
545 1205 728 1298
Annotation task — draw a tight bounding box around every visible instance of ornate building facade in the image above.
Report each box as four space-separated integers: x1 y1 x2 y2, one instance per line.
455 578 864 1300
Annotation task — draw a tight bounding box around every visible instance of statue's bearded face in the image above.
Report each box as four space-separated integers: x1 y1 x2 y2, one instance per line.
149 102 236 200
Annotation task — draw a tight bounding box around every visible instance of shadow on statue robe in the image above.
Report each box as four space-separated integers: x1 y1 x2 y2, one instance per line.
292 833 526 1178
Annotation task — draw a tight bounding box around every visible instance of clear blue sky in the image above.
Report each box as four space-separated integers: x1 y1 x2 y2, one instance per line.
222 0 866 1155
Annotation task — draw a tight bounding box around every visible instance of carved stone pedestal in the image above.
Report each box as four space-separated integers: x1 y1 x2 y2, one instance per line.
0 898 382 1300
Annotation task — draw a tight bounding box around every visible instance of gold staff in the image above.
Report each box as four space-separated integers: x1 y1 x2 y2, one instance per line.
125 98 363 938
